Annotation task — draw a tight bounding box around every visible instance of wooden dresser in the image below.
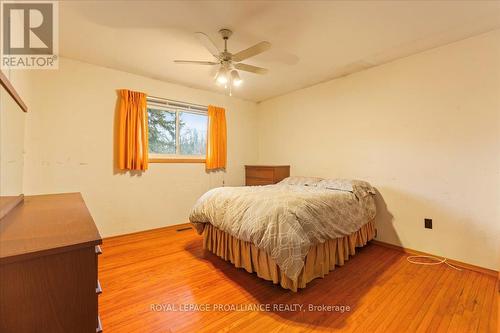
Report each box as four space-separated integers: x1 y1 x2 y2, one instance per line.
245 165 290 186
0 193 102 333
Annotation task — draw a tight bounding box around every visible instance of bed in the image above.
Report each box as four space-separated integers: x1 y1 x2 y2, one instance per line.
189 177 377 291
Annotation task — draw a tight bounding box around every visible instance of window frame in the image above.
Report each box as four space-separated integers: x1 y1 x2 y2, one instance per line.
147 102 208 163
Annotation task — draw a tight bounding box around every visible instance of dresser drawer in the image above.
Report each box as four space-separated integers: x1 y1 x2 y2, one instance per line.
0 246 99 333
245 167 274 180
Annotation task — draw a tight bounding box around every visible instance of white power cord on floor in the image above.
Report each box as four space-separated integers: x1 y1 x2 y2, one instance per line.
406 255 462 271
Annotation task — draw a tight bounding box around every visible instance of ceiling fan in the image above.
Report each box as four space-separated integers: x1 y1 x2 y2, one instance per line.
174 29 271 92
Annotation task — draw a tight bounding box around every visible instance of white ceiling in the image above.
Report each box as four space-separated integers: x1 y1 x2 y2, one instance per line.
60 1 500 102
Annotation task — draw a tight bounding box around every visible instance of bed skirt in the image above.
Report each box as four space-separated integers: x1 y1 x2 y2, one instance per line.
202 220 375 291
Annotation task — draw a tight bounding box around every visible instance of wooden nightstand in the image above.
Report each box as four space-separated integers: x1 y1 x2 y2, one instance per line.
245 165 290 186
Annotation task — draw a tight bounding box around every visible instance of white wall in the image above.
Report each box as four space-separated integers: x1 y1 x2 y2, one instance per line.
0 85 25 196
257 30 500 270
0 68 31 197
18 58 258 237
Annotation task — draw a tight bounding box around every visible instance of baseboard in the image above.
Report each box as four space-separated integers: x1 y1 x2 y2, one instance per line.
103 222 193 241
371 240 498 278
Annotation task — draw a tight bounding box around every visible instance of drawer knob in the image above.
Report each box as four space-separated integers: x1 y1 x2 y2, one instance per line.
96 316 102 332
96 280 102 295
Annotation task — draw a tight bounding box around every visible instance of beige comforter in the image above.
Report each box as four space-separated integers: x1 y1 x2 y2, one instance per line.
189 184 376 280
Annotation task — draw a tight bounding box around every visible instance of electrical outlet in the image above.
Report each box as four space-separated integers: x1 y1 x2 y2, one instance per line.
424 218 433 229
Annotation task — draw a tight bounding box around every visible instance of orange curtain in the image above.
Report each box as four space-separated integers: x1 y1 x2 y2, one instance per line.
206 105 227 171
117 89 149 171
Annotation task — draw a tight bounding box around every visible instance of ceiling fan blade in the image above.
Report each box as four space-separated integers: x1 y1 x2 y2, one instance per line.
174 60 219 65
234 63 268 74
195 32 221 58
232 41 271 62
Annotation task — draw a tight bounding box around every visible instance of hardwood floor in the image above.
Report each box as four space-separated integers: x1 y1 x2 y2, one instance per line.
99 224 498 333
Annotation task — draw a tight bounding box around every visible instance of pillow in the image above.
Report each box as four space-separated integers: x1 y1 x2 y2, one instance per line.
317 179 376 198
278 176 324 186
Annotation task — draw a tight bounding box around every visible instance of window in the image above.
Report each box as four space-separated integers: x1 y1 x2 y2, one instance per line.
147 100 208 162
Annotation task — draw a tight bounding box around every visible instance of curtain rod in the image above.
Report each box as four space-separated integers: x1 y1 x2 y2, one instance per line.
147 95 208 110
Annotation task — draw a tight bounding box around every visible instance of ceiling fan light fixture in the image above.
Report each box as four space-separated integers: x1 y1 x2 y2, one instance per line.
231 70 242 86
216 74 228 85
215 67 228 85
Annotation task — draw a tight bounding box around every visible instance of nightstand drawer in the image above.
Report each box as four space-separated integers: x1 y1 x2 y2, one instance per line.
245 167 274 180
246 177 274 186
